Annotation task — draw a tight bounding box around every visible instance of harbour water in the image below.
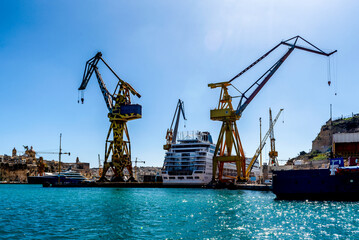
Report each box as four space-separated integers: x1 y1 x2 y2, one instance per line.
1 185 359 239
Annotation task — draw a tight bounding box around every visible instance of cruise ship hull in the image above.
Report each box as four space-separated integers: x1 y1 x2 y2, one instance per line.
162 177 211 186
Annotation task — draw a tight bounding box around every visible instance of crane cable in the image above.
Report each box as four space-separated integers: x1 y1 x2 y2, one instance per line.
333 53 338 96
77 90 85 104
328 54 338 96
327 57 332 87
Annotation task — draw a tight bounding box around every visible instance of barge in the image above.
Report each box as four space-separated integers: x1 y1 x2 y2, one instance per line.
272 158 359 200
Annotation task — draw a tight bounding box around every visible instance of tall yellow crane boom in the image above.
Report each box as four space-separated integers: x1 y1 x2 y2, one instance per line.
79 52 141 182
209 36 336 182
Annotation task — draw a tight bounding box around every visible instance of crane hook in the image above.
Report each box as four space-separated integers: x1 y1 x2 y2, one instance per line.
80 91 85 104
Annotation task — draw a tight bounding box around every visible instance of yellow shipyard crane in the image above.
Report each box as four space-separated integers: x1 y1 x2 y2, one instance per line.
268 108 278 166
79 52 141 182
208 36 336 182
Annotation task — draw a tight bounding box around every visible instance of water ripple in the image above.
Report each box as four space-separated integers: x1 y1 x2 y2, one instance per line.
1 185 359 239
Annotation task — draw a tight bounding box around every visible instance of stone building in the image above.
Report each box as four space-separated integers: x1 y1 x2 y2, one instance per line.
333 132 359 158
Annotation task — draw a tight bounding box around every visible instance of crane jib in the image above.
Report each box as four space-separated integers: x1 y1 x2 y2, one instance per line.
78 52 141 99
236 47 294 116
233 36 336 117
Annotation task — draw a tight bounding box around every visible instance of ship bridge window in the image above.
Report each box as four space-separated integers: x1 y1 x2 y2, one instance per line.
195 177 200 179
178 177 184 179
174 149 197 153
169 177 175 179
187 177 193 179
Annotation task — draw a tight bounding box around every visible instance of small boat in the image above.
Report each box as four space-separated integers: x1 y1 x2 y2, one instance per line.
27 170 92 186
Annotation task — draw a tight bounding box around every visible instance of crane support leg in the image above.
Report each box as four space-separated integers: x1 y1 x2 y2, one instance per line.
212 120 246 182
99 120 134 182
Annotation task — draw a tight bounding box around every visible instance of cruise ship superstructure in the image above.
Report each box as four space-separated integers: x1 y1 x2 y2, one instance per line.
162 131 237 185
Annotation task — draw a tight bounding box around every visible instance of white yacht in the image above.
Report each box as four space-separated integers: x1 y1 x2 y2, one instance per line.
162 131 237 185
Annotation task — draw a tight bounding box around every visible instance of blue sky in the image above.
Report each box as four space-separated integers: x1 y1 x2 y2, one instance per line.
0 0 358 168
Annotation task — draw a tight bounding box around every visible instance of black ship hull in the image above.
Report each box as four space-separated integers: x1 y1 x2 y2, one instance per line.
272 169 359 200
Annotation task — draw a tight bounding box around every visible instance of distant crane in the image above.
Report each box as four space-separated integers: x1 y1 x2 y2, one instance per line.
163 99 186 150
133 157 145 181
57 133 70 184
98 154 103 178
79 52 141 182
208 36 336 182
246 109 283 179
21 134 70 176
268 108 278 166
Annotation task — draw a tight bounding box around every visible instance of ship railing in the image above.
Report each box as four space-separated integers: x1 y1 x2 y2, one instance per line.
167 170 194 176
164 164 194 167
165 155 207 160
177 131 205 141
164 159 193 162
171 147 208 152
164 163 194 167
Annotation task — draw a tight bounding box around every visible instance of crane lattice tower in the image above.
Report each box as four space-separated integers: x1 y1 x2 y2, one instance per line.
79 52 141 182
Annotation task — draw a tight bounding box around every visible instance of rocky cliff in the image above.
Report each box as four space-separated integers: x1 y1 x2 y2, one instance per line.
312 114 359 153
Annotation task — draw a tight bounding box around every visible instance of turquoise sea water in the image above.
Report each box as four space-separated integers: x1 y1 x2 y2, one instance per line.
1 185 359 239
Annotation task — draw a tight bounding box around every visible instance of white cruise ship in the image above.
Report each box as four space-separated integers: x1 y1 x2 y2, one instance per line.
162 131 237 185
